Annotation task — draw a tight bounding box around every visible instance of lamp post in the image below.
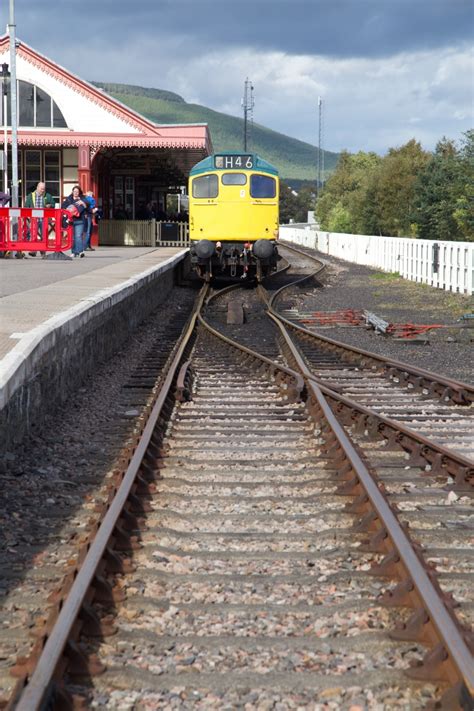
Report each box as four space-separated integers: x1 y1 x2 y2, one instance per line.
0 62 10 194
9 0 19 208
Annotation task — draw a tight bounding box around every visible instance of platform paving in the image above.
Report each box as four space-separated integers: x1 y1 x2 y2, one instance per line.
0 247 185 362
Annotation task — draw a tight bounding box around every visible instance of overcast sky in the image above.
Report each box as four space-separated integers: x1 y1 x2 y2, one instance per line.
1 0 473 153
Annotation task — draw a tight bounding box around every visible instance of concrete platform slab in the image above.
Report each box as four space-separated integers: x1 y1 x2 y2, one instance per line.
0 247 188 446
0 247 184 359
0 247 162 298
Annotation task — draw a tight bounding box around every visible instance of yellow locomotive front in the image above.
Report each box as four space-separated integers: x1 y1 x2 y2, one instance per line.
189 153 279 281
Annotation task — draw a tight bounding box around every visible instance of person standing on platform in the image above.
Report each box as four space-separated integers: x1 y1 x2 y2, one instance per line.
62 186 87 257
25 181 54 257
84 190 98 251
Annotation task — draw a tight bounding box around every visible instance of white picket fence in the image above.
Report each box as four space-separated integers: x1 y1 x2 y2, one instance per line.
280 225 474 295
99 220 189 247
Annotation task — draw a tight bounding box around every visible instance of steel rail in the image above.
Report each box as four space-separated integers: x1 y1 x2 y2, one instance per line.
270 245 474 403
262 312 474 483
201 273 474 698
306 370 474 695
196 311 305 398
13 285 210 711
205 282 242 306
201 292 473 697
318 376 474 473
255 286 473 699
259 293 474 480
267 256 326 304
271 304 474 404
12 282 303 711
13 272 473 708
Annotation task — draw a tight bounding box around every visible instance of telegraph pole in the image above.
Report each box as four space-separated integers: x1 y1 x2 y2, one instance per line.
242 78 254 152
8 0 18 207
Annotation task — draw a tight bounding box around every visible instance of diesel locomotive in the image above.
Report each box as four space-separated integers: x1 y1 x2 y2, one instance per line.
188 152 279 281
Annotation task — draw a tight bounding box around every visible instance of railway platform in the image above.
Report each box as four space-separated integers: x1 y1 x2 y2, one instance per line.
0 246 188 447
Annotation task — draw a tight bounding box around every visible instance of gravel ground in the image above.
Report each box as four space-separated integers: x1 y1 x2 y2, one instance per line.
67 340 443 709
0 286 196 702
278 243 473 385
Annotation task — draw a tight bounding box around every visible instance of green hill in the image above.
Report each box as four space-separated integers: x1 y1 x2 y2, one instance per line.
93 82 338 181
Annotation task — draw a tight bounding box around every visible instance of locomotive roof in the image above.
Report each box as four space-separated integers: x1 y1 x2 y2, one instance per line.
190 152 278 177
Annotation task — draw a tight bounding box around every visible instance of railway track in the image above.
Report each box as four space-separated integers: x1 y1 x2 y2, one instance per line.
268 258 474 463
3 251 473 709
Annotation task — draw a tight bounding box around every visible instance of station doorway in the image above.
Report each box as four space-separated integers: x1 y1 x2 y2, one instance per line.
93 146 198 221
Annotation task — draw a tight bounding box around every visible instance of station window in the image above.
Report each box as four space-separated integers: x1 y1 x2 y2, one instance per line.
114 176 124 212
1 81 68 128
21 149 61 204
44 151 61 205
24 150 42 193
192 174 218 199
221 173 247 186
250 174 276 199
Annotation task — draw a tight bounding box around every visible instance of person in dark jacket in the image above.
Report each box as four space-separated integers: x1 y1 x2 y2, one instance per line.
62 186 87 257
83 190 98 251
25 182 54 209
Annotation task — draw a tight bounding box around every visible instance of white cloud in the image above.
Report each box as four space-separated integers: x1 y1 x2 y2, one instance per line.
10 29 474 154
156 44 473 153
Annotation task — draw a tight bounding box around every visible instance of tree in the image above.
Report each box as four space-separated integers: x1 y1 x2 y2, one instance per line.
315 150 381 233
453 130 474 241
314 132 472 241
412 141 462 240
412 133 474 241
279 181 316 223
279 182 301 223
373 140 430 236
326 201 352 232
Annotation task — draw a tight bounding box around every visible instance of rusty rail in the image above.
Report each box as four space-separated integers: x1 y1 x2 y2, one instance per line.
9 283 302 710
269 245 474 406
10 270 473 710
11 285 209 711
256 284 473 704
274 307 473 406
258 297 474 487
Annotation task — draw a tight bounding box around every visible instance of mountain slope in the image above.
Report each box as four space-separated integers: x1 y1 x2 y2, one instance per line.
93 81 338 181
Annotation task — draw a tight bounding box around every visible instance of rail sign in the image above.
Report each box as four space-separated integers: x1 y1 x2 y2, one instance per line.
215 154 253 170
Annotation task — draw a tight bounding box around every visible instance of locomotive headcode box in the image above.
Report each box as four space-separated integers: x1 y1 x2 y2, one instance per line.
215 155 254 170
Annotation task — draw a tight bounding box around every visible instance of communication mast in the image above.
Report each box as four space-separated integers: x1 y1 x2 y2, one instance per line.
242 78 254 152
317 96 324 196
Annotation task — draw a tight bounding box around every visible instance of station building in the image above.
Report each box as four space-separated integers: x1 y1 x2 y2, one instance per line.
0 36 212 220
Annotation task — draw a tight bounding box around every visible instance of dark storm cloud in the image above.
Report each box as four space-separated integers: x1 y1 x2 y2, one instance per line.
4 0 473 60
151 0 473 58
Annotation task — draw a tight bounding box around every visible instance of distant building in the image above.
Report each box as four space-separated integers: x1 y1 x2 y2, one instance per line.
0 36 212 217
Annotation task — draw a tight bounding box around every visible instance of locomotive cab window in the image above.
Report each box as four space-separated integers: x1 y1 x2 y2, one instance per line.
250 174 276 198
221 173 247 186
192 174 218 198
